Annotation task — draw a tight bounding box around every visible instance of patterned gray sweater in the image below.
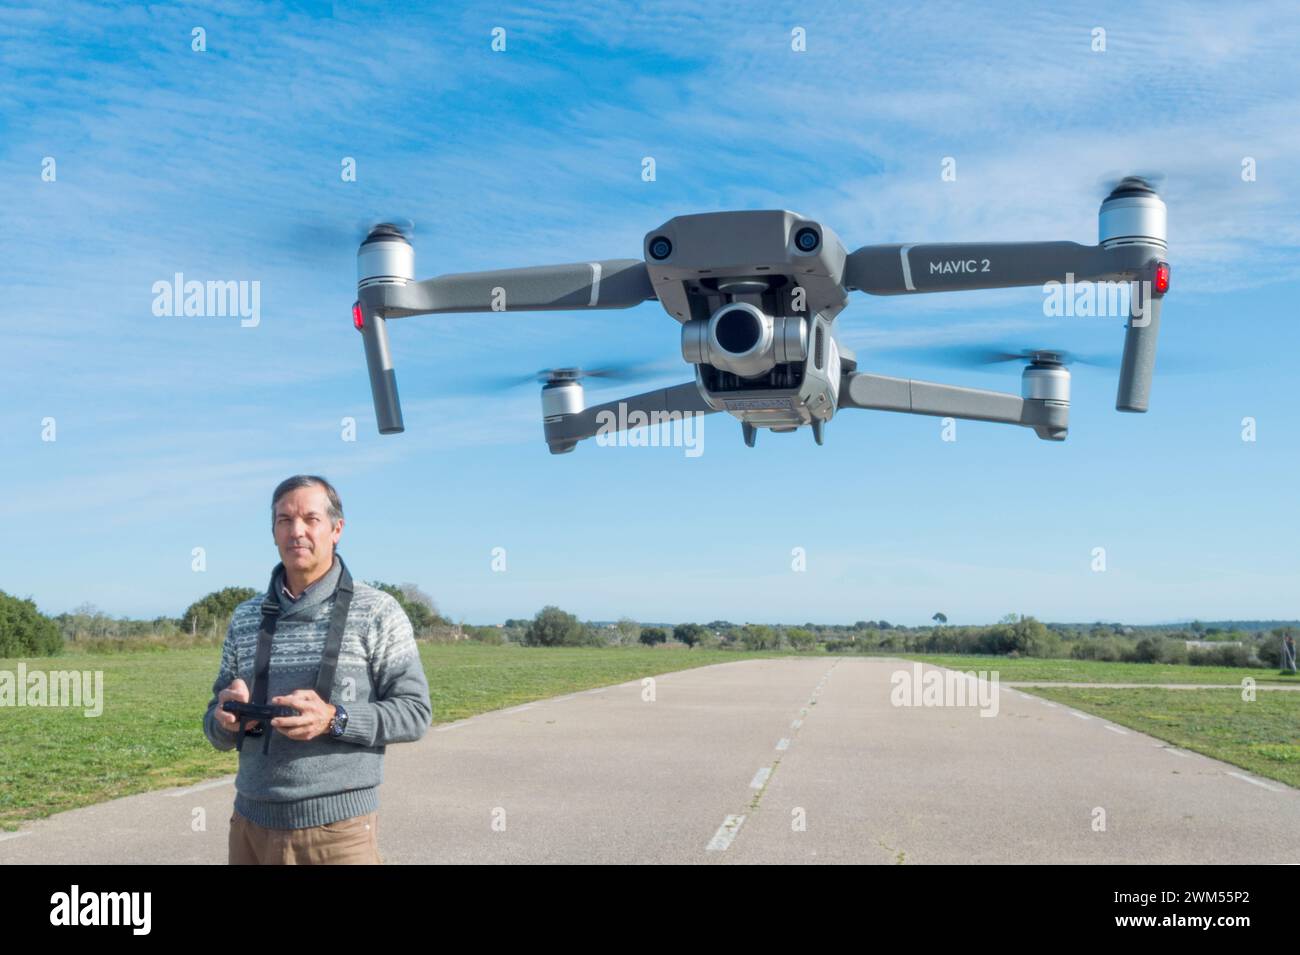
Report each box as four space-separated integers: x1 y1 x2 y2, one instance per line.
203 558 433 829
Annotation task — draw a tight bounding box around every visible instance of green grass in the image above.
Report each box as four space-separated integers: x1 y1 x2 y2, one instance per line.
0 642 787 831
880 654 1300 788
1026 686 1300 789
888 653 1300 686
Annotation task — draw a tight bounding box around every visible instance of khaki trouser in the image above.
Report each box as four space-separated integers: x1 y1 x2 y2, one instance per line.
228 810 382 865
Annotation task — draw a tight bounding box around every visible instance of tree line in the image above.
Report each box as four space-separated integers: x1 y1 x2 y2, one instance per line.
472 608 1297 668
0 587 1295 670
0 581 455 656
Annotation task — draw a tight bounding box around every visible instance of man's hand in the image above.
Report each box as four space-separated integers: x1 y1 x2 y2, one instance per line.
215 678 258 731
270 689 336 741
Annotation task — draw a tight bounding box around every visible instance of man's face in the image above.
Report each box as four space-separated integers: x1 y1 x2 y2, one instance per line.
273 485 342 579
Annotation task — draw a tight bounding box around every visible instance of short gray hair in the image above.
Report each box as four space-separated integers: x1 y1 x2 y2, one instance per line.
271 475 344 528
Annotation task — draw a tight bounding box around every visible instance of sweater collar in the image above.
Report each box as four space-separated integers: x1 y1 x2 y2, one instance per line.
272 554 343 619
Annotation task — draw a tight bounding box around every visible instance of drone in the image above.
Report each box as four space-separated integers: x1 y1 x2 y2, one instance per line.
352 177 1169 453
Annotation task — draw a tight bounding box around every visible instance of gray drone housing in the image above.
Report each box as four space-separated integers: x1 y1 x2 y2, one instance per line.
353 177 1168 452
644 210 849 435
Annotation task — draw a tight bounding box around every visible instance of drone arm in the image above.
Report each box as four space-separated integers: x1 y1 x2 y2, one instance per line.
838 371 1068 441
355 259 655 435
1116 280 1163 413
842 241 1156 295
543 382 718 454
844 240 1169 413
357 300 404 434
371 259 655 317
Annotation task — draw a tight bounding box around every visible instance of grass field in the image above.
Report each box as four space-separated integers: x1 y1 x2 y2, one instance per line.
891 653 1300 685
0 642 789 831
1027 686 1300 789
894 654 1300 789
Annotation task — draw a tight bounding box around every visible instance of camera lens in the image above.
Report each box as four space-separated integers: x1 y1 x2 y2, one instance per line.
795 227 820 252
649 236 672 260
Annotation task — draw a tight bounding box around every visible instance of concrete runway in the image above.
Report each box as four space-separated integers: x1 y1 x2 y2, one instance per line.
2 657 1296 864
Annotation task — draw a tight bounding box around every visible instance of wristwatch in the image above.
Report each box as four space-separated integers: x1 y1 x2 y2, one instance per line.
327 703 349 739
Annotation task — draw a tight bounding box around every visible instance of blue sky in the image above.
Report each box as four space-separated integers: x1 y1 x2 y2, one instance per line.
3 1 1299 626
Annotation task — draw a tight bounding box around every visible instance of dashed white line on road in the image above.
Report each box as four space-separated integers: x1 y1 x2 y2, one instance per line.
706 814 746 851
1227 771 1285 792
584 688 607 695
1070 711 1091 721
0 832 33 844
1041 702 1057 708
749 767 772 789
435 721 469 732
164 776 235 797
776 738 790 751
1104 725 1129 735
791 719 802 729
501 703 536 714
1162 747 1190 758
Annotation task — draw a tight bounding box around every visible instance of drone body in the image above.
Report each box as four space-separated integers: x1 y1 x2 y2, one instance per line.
353 178 1169 454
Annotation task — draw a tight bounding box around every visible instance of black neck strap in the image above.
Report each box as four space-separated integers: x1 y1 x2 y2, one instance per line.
237 556 354 754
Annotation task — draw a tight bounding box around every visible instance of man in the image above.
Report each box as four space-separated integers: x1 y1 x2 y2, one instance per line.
203 475 432 864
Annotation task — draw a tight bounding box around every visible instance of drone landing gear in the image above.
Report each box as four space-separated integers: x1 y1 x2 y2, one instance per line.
741 421 826 446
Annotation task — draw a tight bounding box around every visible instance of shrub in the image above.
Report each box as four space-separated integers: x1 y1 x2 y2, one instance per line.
466 626 505 646
672 623 707 648
180 586 259 636
1188 644 1257 668
0 591 62 658
785 628 818 652
523 606 585 646
1131 635 1165 663
1072 637 1124 662
639 626 668 646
